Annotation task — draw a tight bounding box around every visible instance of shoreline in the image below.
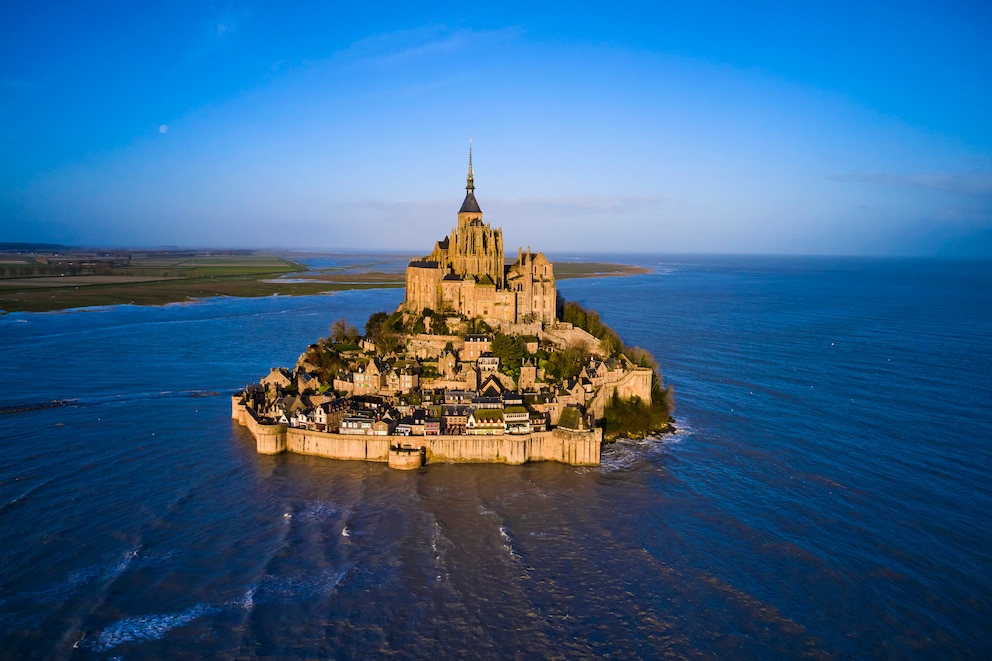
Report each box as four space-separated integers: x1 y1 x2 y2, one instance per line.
0 254 651 314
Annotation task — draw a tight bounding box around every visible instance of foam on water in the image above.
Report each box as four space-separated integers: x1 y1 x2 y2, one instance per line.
298 501 339 521
84 603 222 652
499 525 521 562
257 566 352 601
596 431 683 473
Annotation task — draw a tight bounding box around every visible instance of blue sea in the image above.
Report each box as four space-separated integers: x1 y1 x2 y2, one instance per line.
1 255 990 659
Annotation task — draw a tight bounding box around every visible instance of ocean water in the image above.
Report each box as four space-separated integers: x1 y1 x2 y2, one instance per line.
1 256 990 659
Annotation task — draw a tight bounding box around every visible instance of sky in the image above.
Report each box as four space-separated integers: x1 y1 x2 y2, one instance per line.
2 1 991 256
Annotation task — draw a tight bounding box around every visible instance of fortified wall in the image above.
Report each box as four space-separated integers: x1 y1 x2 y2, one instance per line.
233 397 601 469
586 367 655 419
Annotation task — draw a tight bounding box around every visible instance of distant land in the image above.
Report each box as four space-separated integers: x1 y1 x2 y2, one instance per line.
0 245 648 314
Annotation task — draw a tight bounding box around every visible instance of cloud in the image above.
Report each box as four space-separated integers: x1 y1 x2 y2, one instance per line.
829 171 992 195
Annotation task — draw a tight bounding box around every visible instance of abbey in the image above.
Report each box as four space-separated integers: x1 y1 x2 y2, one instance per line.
403 148 557 324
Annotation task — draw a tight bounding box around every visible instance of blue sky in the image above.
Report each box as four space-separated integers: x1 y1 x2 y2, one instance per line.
2 1 990 256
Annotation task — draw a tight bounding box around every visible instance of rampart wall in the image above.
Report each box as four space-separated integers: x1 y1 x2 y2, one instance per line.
232 398 600 467
540 326 604 356
586 367 655 419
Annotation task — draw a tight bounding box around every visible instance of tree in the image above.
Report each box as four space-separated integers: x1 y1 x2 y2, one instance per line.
387 310 406 332
374 330 402 355
429 311 450 335
626 346 657 370
365 311 389 337
491 332 525 377
329 317 359 344
545 345 589 382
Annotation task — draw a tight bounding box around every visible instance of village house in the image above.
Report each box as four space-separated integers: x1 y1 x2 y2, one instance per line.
442 404 471 434
261 367 292 393
466 409 506 435
477 352 499 372
503 406 531 434
339 413 375 435
463 334 491 361
297 371 318 394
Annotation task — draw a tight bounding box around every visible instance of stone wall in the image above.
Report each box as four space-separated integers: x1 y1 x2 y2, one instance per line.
540 326 604 356
233 398 600 467
405 333 463 359
586 367 654 419
233 397 287 454
287 428 389 462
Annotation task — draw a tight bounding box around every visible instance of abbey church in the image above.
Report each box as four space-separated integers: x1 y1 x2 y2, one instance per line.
403 148 557 324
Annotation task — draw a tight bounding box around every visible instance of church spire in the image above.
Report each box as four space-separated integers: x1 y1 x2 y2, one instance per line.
458 138 482 214
466 137 475 192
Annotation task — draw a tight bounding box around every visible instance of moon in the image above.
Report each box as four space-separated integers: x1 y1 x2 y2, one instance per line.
159 124 168 134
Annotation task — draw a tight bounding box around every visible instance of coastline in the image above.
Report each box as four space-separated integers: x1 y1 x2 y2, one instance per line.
0 252 649 314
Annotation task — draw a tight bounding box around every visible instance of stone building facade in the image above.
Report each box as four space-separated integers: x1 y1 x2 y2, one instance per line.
403 148 557 324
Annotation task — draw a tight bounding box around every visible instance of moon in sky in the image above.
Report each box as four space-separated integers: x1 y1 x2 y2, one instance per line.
158 124 168 134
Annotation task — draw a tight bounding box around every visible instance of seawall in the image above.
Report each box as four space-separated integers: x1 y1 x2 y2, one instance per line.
232 398 600 467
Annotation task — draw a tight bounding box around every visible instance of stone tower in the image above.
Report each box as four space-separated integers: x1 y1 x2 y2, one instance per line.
428 143 505 287
402 144 557 324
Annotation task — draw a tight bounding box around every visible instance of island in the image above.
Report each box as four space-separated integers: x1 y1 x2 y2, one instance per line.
232 148 674 468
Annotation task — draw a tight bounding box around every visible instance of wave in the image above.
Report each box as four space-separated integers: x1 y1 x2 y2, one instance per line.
0 389 232 416
499 525 522 562
297 501 340 522
83 602 223 652
255 566 352 602
79 562 349 653
19 548 147 605
595 428 686 473
0 476 54 515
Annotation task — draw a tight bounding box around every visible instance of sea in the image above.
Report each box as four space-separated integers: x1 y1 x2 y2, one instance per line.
1 254 990 660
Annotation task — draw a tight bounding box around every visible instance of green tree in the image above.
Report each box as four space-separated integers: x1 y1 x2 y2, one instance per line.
387 310 406 332
491 332 526 377
429 311 450 335
365 311 389 337
545 345 589 382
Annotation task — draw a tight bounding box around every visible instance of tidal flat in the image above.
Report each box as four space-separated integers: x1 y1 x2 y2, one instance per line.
0 250 646 313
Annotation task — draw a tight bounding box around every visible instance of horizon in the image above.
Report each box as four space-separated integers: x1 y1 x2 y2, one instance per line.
6 242 991 263
2 2 990 257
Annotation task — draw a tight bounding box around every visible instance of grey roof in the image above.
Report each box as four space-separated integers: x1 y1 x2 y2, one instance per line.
459 190 481 214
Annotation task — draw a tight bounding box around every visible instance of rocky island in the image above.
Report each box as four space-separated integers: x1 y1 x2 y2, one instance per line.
232 148 673 468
